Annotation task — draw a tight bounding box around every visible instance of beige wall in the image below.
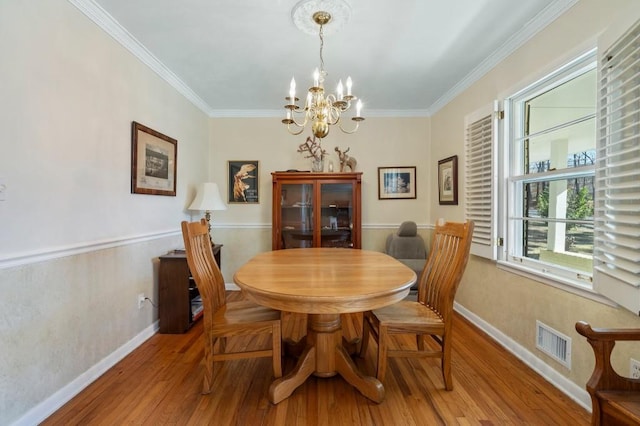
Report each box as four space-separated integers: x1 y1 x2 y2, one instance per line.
430 0 640 404
209 116 432 281
209 116 431 225
0 1 209 424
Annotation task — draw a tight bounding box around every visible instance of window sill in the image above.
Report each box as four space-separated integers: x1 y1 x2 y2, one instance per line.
496 260 616 307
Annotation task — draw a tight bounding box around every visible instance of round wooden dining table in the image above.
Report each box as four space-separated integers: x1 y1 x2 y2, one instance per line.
233 247 416 404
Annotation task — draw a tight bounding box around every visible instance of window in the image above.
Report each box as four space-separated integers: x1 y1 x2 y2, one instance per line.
502 51 597 288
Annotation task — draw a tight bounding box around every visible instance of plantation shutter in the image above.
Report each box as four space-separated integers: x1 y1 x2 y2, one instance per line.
593 15 640 314
465 102 498 260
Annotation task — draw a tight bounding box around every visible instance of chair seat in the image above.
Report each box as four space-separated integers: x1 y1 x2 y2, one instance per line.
371 300 444 330
597 390 640 424
210 300 281 334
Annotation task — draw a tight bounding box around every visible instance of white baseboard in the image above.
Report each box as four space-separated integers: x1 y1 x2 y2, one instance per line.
12 321 159 426
454 302 592 412
16 285 235 425
225 282 241 291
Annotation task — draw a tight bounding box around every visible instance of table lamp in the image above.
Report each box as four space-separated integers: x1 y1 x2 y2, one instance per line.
188 182 227 244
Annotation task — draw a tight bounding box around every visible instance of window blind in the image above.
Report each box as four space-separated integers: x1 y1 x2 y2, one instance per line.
465 104 497 260
593 18 640 313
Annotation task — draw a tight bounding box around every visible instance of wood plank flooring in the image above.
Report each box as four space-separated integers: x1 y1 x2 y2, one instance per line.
43 292 590 425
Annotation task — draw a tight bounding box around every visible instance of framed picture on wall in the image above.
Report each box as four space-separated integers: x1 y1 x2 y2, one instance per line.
377 166 417 199
131 121 177 196
438 155 458 205
228 160 259 203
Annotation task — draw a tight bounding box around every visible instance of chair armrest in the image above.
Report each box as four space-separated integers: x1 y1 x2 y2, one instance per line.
575 321 640 394
576 321 640 341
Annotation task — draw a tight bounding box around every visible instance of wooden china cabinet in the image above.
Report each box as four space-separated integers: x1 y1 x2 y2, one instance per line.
272 171 362 250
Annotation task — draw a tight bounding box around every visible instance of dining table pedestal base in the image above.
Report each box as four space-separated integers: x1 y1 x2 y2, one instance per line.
269 313 385 404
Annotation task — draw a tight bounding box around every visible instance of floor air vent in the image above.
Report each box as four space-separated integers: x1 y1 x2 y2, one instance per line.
536 321 571 369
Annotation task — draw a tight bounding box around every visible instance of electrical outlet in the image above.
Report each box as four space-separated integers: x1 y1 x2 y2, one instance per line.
630 358 640 379
137 293 145 309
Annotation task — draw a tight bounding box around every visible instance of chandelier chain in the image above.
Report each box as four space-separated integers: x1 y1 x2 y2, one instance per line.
318 23 325 78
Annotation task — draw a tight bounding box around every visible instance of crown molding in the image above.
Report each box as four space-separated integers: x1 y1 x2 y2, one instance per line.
69 0 578 120
428 0 580 115
68 0 214 116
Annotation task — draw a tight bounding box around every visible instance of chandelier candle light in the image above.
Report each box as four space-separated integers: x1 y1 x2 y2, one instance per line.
282 3 364 139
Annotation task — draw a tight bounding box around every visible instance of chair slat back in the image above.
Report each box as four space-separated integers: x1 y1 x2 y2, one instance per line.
181 220 226 326
417 221 474 321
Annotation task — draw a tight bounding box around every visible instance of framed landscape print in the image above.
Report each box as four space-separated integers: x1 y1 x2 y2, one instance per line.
378 166 417 200
438 155 458 205
131 121 177 196
228 160 259 203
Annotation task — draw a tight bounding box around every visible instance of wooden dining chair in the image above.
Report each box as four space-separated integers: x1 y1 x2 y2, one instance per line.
359 220 474 390
181 219 282 394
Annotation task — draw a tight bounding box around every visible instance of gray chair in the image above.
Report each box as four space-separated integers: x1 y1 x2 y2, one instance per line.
384 221 427 290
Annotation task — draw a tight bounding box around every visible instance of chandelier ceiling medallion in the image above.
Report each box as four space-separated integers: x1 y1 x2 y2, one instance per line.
282 0 364 139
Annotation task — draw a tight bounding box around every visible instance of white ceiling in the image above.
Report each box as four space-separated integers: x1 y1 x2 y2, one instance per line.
79 0 577 117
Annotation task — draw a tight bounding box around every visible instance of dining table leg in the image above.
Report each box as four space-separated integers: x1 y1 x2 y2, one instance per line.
269 345 316 404
268 312 384 404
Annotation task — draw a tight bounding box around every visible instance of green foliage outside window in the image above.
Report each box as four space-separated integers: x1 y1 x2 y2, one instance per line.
536 185 593 229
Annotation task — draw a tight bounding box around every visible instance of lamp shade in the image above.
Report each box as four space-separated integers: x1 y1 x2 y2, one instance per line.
188 183 227 211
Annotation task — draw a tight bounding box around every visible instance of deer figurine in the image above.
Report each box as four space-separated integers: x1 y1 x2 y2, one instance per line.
335 147 357 172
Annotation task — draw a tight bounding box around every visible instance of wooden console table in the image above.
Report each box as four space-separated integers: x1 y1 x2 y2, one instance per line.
158 244 221 334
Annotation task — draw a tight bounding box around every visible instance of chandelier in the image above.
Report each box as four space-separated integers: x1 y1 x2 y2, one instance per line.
282 3 364 139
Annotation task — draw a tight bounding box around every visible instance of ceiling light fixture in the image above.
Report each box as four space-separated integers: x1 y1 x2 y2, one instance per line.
282 0 364 139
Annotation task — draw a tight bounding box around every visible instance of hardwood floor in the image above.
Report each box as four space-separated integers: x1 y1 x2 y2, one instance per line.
43 292 590 425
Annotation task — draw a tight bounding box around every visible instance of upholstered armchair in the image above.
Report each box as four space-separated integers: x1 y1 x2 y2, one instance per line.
384 221 427 290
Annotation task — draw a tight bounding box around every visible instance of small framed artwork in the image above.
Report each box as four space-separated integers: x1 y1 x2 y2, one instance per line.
131 121 177 196
228 160 259 203
378 166 417 200
438 155 458 205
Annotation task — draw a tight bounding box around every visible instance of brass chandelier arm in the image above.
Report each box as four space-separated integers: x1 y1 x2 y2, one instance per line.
338 116 364 134
282 109 308 135
285 123 306 136
288 109 309 126
326 104 342 126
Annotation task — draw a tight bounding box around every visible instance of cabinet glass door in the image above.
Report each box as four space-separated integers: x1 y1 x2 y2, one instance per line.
320 182 354 248
280 183 314 248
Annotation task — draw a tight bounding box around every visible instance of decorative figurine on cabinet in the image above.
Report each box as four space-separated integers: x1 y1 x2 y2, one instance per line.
335 146 357 172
